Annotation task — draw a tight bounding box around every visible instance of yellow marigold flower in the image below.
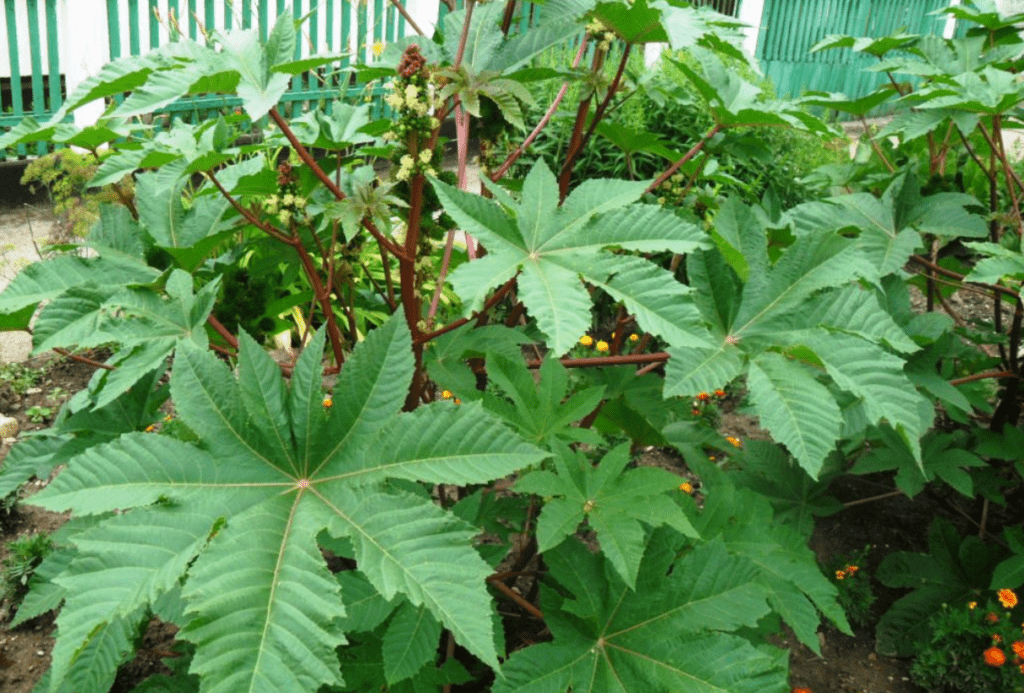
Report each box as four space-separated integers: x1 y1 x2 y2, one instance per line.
441 390 453 400
726 436 742 448
696 392 710 401
969 601 978 610
984 646 1006 667
323 397 333 408
145 424 156 433
679 482 693 494
372 41 385 57
596 340 609 353
835 570 845 580
579 335 594 347
998 588 1019 609
629 333 639 342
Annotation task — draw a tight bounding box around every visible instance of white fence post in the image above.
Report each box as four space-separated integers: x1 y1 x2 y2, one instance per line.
738 0 765 59
64 0 108 128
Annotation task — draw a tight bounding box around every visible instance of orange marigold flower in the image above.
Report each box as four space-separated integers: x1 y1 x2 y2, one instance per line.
726 436 742 448
792 688 813 693
596 340 609 353
845 565 859 575
145 424 156 433
835 570 846 580
714 389 726 397
998 588 1019 609
454 398 461 405
679 482 694 494
984 646 1006 667
322 397 333 408
696 392 711 401
1012 640 1024 658
441 390 453 400
986 612 1000 623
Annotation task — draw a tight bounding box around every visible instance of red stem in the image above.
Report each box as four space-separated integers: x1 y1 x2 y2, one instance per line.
490 37 589 182
646 124 722 196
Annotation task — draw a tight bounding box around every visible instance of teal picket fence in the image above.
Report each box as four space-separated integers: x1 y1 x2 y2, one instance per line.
105 0 409 121
755 0 964 114
1 0 63 157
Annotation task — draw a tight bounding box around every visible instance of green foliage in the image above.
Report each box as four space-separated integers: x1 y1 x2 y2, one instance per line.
21 150 127 241
3 2 1024 690
909 594 1024 693
0 531 54 617
875 518 1011 657
824 546 876 628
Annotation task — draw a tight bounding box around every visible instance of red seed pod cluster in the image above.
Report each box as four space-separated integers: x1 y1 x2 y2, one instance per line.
398 44 427 79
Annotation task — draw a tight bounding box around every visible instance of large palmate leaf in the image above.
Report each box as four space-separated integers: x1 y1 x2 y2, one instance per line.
494 538 788 693
669 197 930 477
517 444 697 588
433 161 711 355
673 456 851 653
27 316 547 692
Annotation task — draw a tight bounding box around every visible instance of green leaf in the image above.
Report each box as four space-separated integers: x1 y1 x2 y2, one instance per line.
804 331 930 463
0 256 159 315
494 539 786 693
436 161 711 355
382 603 442 685
747 353 842 479
136 173 232 250
28 315 546 688
685 459 850 651
517 444 697 588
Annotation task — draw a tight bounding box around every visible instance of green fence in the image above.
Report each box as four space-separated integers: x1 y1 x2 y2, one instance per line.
1 0 63 157
755 0 958 112
105 0 409 120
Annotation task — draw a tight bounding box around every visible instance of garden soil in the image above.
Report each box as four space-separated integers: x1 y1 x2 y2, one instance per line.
0 199 963 693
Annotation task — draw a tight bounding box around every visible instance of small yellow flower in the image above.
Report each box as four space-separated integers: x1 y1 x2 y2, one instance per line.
835 570 845 580
726 436 742 448
323 397 333 408
372 41 385 57
969 601 978 610
998 588 1019 609
145 424 156 433
596 340 609 353
629 333 639 342
993 633 1003 643
441 390 453 400
163 415 173 422
454 398 461 405
679 482 694 494
579 335 593 347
